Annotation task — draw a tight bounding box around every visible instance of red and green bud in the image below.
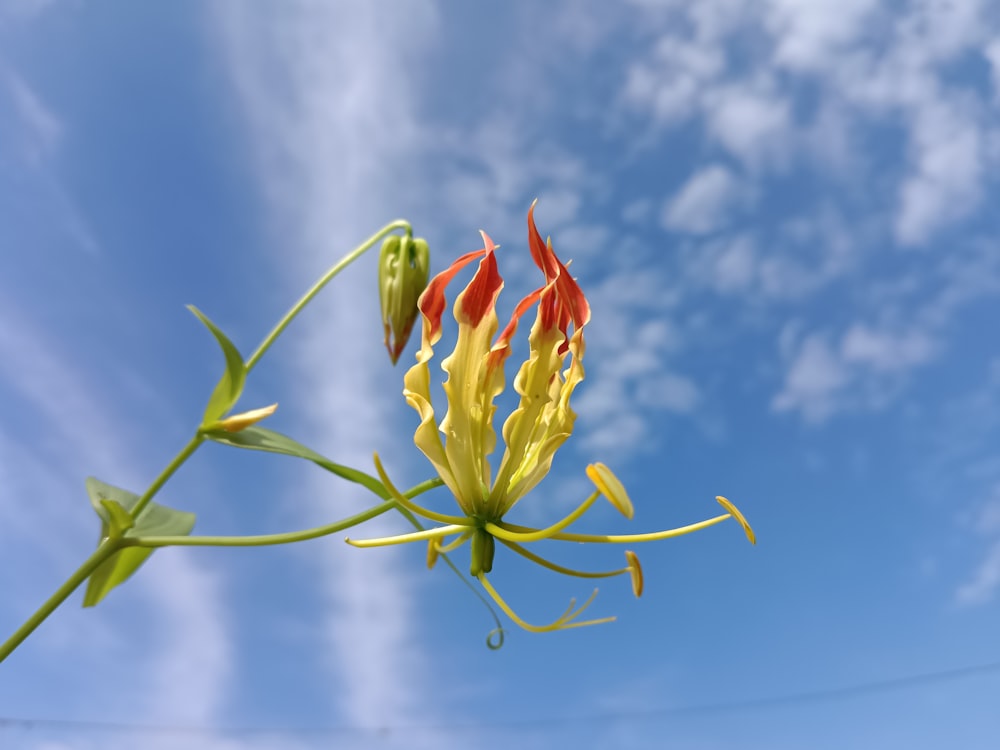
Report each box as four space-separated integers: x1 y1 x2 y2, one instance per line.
379 234 430 365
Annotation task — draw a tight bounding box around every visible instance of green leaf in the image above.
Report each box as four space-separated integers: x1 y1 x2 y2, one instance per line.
83 478 197 607
204 426 389 499
188 305 246 423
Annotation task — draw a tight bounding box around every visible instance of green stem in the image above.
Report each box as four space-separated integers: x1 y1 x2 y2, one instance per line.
245 219 412 372
129 478 442 550
130 500 396 548
0 221 431 663
130 435 204 520
0 540 121 663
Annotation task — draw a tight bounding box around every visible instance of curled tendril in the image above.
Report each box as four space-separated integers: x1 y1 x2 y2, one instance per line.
486 627 506 650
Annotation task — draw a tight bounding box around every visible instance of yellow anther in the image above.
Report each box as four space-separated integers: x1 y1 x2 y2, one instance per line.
625 550 643 597
586 463 634 519
716 496 755 544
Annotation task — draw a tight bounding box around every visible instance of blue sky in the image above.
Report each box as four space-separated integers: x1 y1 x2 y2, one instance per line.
1 1 1000 748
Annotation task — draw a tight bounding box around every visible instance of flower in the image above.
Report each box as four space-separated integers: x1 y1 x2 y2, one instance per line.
347 203 754 633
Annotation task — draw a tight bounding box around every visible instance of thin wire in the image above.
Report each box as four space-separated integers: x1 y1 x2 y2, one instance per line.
2 658 999 737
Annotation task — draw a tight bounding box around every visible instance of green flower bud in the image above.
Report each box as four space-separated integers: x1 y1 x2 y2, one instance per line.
379 234 430 365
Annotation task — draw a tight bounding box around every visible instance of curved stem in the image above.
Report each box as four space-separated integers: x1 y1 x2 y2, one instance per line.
130 500 396 548
0 540 122 663
246 219 412 372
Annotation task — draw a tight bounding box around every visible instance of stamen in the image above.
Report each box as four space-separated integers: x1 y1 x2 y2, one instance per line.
586 463 634 519
435 531 473 554
428 531 473 571
484 491 601 543
625 550 643 597
345 523 470 548
477 574 615 633
538 512 733 543
498 538 630 580
556 588 618 630
716 496 756 544
373 453 469 525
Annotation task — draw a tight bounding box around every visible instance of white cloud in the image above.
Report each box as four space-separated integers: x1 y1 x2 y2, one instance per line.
840 323 936 372
894 98 984 246
1 61 101 255
972 495 1000 535
623 0 1000 244
773 322 940 422
142 554 231 724
987 39 1000 102
681 234 758 293
533 188 581 228
711 235 756 291
955 540 1000 606
0 300 233 727
703 83 792 170
0 0 56 22
1 65 61 162
765 0 879 72
635 372 701 413
771 334 848 422
216 0 437 729
663 164 744 234
574 265 704 458
621 198 653 224
623 36 725 124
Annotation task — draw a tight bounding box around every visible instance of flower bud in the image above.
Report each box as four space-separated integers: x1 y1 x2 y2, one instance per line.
379 234 430 364
208 403 278 433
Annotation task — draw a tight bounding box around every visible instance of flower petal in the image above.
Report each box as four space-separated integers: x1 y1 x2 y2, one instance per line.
403 242 490 502
490 212 590 515
527 201 590 340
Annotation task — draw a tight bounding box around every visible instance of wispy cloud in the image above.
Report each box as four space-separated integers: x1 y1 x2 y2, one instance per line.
663 165 747 234
0 60 100 255
622 0 1000 245
771 322 937 422
956 540 1000 606
1 65 61 162
0 298 233 728
215 0 439 729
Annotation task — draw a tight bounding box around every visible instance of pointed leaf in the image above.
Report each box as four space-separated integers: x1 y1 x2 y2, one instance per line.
83 478 196 607
86 477 140 523
188 305 246 423
204 426 388 499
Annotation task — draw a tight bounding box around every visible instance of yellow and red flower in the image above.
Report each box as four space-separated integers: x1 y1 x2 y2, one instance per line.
348 203 754 632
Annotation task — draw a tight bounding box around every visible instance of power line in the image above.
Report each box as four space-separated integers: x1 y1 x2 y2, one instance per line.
3 657 1000 737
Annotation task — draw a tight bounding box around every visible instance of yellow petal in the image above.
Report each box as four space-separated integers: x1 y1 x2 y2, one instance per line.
213 403 278 432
